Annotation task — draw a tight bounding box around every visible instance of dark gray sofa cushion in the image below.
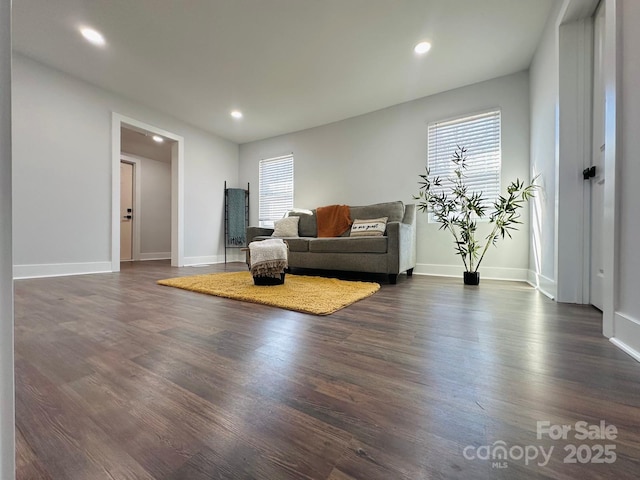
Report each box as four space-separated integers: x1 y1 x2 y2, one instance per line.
287 211 317 237
349 201 405 224
308 236 388 254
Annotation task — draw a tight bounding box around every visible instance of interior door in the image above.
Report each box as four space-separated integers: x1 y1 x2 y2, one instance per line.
120 161 134 261
590 1 605 310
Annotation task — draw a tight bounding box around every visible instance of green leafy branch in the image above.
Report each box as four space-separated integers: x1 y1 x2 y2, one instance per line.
415 146 537 273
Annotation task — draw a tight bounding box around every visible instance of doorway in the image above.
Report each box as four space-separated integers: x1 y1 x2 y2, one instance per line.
111 113 185 271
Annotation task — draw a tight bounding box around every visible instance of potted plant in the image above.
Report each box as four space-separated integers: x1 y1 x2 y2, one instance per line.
415 146 537 285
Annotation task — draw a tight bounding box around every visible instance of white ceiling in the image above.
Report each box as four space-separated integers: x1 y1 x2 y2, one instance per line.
12 0 557 144
121 127 173 164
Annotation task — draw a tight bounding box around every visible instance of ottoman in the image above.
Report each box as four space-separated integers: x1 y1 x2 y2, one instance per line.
248 239 288 285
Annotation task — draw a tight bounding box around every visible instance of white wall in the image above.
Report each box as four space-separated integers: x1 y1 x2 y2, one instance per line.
137 156 171 257
12 54 239 277
0 1 14 478
528 1 563 298
614 0 640 356
240 72 531 280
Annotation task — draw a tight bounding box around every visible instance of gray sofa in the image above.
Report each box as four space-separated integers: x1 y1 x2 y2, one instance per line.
246 201 417 284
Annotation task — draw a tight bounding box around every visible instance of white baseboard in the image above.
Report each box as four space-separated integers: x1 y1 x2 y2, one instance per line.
138 252 171 261
184 252 244 266
14 261 112 279
610 312 640 363
610 338 640 363
526 270 557 300
413 263 528 282
184 255 221 266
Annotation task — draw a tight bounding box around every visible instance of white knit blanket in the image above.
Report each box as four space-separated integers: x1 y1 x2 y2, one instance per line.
249 239 288 277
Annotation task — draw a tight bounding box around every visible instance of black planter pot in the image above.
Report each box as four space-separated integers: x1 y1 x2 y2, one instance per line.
253 272 286 285
463 271 480 285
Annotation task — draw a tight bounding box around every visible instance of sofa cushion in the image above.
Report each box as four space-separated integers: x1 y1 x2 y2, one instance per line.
287 210 317 237
253 236 309 252
272 216 299 237
349 201 405 223
308 236 388 254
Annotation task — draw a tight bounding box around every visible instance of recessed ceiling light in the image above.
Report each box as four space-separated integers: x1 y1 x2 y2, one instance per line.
152 135 164 143
80 27 106 47
414 41 432 55
230 110 243 119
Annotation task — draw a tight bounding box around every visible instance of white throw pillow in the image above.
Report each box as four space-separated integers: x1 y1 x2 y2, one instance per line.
272 216 300 237
350 217 388 237
285 208 313 216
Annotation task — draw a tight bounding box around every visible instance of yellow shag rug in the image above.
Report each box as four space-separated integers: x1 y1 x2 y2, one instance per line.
157 271 380 315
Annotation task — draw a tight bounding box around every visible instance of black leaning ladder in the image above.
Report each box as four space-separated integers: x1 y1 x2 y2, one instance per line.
224 181 249 263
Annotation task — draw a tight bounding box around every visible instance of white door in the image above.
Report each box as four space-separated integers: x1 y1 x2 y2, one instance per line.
120 161 134 261
590 1 606 310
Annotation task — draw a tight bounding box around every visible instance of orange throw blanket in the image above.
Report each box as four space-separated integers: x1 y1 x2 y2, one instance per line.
316 204 352 237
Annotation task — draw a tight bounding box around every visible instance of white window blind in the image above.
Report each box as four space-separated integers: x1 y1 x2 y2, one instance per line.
259 155 294 227
427 110 501 219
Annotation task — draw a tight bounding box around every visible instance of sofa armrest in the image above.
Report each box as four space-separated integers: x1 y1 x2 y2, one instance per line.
386 204 417 274
246 226 274 244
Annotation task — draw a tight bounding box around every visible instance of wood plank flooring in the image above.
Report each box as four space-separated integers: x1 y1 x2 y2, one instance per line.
14 261 640 479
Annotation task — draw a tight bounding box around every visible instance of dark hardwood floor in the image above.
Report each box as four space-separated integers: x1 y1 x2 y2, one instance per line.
14 260 640 479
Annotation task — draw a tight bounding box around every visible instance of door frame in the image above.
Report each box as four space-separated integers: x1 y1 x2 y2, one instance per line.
119 156 141 261
557 15 594 304
585 0 606 311
600 0 621 338
111 113 184 271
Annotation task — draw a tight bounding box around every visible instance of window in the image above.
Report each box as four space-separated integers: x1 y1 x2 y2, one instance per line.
259 154 294 227
427 110 501 219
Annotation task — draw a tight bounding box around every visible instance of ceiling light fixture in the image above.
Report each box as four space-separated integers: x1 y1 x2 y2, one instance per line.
414 41 432 55
80 27 106 47
152 135 164 143
230 110 243 119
